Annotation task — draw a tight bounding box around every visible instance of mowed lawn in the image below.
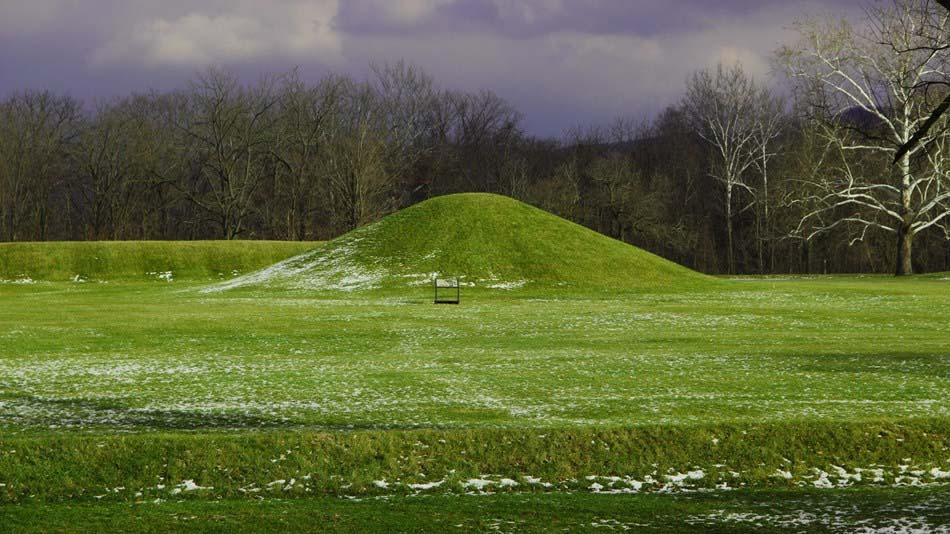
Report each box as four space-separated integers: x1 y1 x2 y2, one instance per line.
0 272 949 531
1 276 947 431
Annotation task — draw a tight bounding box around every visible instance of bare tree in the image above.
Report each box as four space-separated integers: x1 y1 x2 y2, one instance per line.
893 0 950 161
780 0 950 274
69 100 145 239
271 70 341 239
322 80 392 232
172 68 281 239
371 61 438 181
684 63 762 274
749 89 786 272
444 90 523 193
126 93 191 239
0 91 81 240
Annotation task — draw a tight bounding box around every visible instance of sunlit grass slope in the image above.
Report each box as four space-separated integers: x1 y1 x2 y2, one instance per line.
0 240 321 281
220 193 708 292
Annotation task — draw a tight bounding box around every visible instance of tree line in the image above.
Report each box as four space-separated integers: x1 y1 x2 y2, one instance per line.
0 0 947 275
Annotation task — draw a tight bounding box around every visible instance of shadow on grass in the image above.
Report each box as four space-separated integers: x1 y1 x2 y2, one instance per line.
776 351 950 377
0 394 284 430
0 394 454 432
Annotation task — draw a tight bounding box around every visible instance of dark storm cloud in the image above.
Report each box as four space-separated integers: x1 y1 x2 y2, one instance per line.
0 0 867 136
336 0 866 37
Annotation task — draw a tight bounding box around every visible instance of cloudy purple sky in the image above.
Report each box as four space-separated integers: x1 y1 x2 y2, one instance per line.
0 0 866 136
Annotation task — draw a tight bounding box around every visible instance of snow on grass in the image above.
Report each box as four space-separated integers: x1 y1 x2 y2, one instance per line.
0 276 35 284
462 479 495 491
204 235 384 293
812 470 835 489
6 462 949 505
485 280 527 290
665 470 705 486
146 271 174 282
773 469 793 480
691 505 950 533
408 480 444 490
170 480 212 494
354 467 950 497
522 476 551 487
930 467 950 479
203 235 531 294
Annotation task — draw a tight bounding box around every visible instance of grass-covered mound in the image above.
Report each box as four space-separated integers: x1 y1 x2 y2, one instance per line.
0 241 320 282
216 193 706 292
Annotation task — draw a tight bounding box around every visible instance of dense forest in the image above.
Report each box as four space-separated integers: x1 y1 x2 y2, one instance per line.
0 0 947 275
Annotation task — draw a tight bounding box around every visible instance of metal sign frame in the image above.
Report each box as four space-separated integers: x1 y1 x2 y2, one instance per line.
433 277 460 304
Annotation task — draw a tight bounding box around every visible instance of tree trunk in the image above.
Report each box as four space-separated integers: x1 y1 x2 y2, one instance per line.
725 182 734 275
755 205 763 274
895 152 914 276
0 202 7 242
762 147 773 274
895 221 913 276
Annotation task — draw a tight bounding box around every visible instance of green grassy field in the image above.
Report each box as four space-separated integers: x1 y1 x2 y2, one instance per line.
1 198 948 531
1 275 948 530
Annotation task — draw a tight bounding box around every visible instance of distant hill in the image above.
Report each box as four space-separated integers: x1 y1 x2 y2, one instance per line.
838 106 886 131
212 193 709 292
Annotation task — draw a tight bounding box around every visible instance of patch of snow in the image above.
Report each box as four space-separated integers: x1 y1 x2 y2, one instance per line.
773 469 793 480
408 480 444 490
485 280 527 290
666 470 705 485
146 271 174 282
869 468 886 483
830 465 861 485
463 478 494 491
170 480 211 494
1 276 35 285
929 467 950 479
204 234 383 292
812 471 834 489
522 476 552 488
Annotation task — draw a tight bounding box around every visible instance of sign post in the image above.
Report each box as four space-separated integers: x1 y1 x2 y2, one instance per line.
433 278 460 304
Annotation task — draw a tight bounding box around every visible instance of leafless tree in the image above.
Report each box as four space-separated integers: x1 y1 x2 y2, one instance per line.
449 90 523 193
371 61 438 182
893 0 950 161
271 70 342 239
684 63 762 274
322 80 392 232
69 100 144 239
171 68 281 239
0 91 81 240
780 0 949 274
749 89 786 272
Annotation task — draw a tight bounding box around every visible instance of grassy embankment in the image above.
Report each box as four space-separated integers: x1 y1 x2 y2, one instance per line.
0 240 320 282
